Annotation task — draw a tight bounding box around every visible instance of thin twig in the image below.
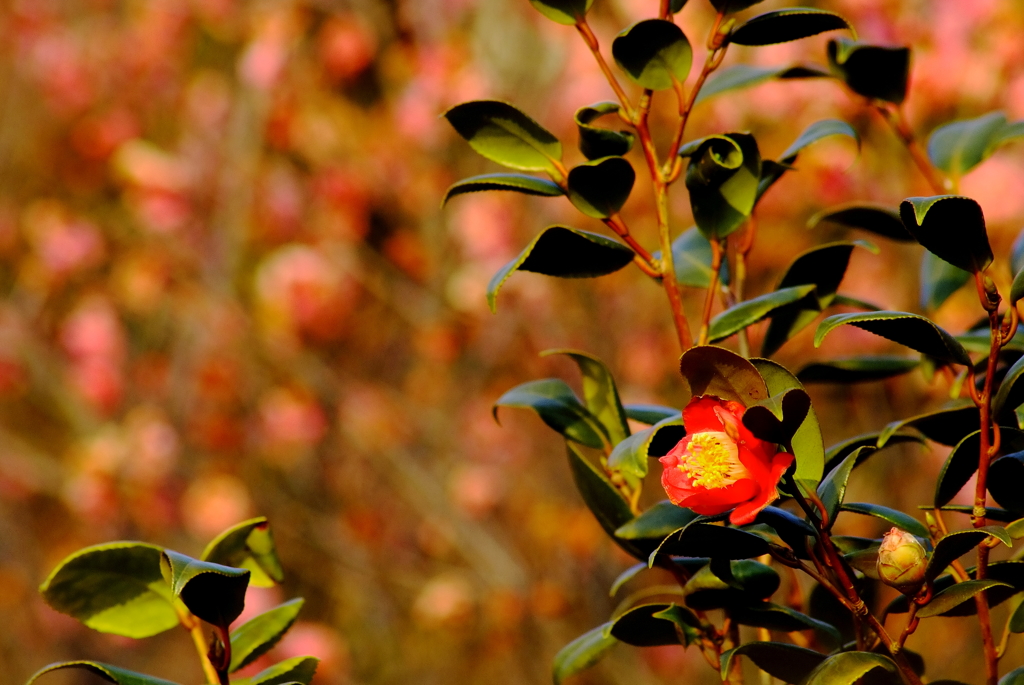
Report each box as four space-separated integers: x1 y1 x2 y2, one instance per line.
575 20 633 116
876 104 950 194
697 237 723 345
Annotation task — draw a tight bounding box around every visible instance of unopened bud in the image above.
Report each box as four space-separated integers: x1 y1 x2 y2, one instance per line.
877 527 929 594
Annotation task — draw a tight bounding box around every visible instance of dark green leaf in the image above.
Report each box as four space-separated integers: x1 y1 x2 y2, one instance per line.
926 505 1016 523
1013 228 1024 275
527 0 592 25
742 388 811 447
567 157 635 219
682 560 780 610
669 226 729 288
552 623 617 684
927 111 1009 178
754 506 816 551
1001 667 1024 685
958 328 1024 354
202 517 284 588
652 604 703 645
827 38 910 104
824 430 923 475
1010 599 1024 633
830 293 884 311
840 502 929 539
709 285 816 343
160 550 249 629
920 250 971 311
236 656 319 685
39 542 178 639
679 345 768 406
994 354 1024 423
442 174 562 205
567 444 637 552
750 358 825 486
797 356 920 384
927 528 1010 581
817 447 869 528
711 0 767 13
608 603 687 646
808 202 913 241
230 598 305 672
684 133 761 239
720 642 826 685
616 501 698 541
575 102 635 160
27 662 180 685
543 349 630 446
815 311 971 366
444 101 562 174
804 652 898 685
1011 266 1024 306
917 579 1011 618
731 603 841 644
494 379 608 448
623 403 679 425
878 403 979 448
652 522 770 563
487 226 634 312
989 452 1024 512
612 20 692 91
695 64 830 104
780 119 859 165
935 428 1024 507
610 564 648 596
729 9 852 47
900 195 992 273
608 415 685 480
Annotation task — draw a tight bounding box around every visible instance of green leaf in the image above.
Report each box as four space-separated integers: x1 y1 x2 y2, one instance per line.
711 0 767 13
994 354 1024 423
567 444 637 550
543 349 630 446
160 550 249 629
623 403 679 425
652 522 770 563
230 598 305 672
487 226 634 312
527 0 592 25
927 528 1011 581
442 174 562 205
444 101 562 174
989 452 1024 512
824 430 923 475
959 328 1024 354
610 563 648 596
608 415 685 480
575 102 635 160
803 652 898 685
815 311 971 366
741 388 811 447
1007 517 1024 539
651 604 703 645
612 19 693 91
234 656 319 685
1010 599 1024 633
669 226 729 288
681 560 780 610
567 157 635 219
917 579 1011 618
827 38 910 104
39 542 178 639
730 603 841 644
684 133 761 239
608 603 692 647
935 428 1024 507
1011 265 1024 306
494 379 608 449
780 119 859 164
900 195 993 274
729 8 852 47
920 250 971 311
679 345 768 406
708 285 815 344
761 241 870 356
808 202 913 241
720 642 826 685
750 358 825 486
927 111 1010 178
615 501 698 541
840 502 930 539
552 623 617 684
877 403 979 448
1001 667 1024 685
695 64 830 104
27 661 180 685
202 517 284 588
817 447 869 528
797 356 920 384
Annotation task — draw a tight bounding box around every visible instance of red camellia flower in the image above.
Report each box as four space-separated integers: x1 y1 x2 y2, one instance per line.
660 395 793 526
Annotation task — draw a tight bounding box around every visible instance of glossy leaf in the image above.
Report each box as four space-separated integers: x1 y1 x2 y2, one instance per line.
442 174 562 205
779 119 859 163
808 202 913 241
203 517 284 588
803 652 898 685
751 358 824 486
608 415 684 480
742 388 811 447
729 8 852 46
27 661 180 685
797 356 920 384
927 528 1011 581
161 550 249 629
823 430 922 475
720 642 825 685
817 447 869 528
230 598 305 672
695 64 830 104
917 579 1011 618
612 20 692 91
669 226 729 288
567 157 635 219
731 602 840 644
486 226 634 312
711 0 767 12
235 656 319 685
527 0 592 25
609 564 648 596
567 444 636 549
651 522 769 564
623 403 679 425
679 345 768 406
989 452 1024 512
683 133 761 239
900 195 992 273
935 428 1024 507
878 403 979 448
494 379 607 448
920 250 971 311
444 101 562 174
708 284 816 343
815 311 971 366
39 542 178 639
827 38 910 104
682 560 780 610
927 111 1011 178
994 354 1024 423
552 623 617 684
615 501 698 541
608 603 689 646
543 349 630 446
841 503 928 539
575 102 635 160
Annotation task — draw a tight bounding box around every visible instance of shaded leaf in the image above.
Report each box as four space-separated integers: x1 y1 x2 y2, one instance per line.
815 311 971 366
731 602 841 644
804 652 898 685
683 133 761 239
236 656 319 685
780 119 859 163
27 661 180 685
900 195 992 274
720 642 826 685
230 598 305 672
652 523 770 563
616 501 698 541
927 111 1011 178
742 388 811 447
711 0 767 13
608 603 687 646
841 502 929 539
709 285 816 343
567 444 639 557
750 358 824 486
203 517 284 588
695 64 830 104
824 430 923 475
827 38 910 104
927 528 1010 581
989 452 1024 512
543 349 630 446
877 404 979 448
610 564 648 596
920 250 971 311
552 623 617 684
917 579 1011 618
494 379 608 449
1002 668 1024 685
817 447 870 527
682 560 780 610
444 101 562 174
160 550 249 629
798 356 920 384
487 226 634 312
612 20 692 91
994 354 1024 423
935 428 1024 507
623 403 679 425
575 102 634 160
527 0 592 25
442 174 562 205
729 8 852 47
567 157 635 219
808 202 913 241
1012 266 1024 307
668 226 729 288
608 415 684 480
679 345 768 406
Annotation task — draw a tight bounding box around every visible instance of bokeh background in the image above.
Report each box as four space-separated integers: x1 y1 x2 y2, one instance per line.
3 0 1024 683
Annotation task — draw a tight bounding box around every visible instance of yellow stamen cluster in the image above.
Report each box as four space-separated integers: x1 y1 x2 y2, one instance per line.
679 432 742 489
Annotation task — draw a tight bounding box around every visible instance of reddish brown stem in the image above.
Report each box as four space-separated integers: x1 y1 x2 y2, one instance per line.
606 215 660 278
575 20 633 115
697 237 723 346
876 104 950 194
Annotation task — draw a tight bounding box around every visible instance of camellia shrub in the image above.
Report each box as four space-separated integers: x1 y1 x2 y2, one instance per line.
27 518 317 685
441 1 1024 684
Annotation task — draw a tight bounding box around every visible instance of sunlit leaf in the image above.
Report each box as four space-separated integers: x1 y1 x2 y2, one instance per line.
567 157 635 219
679 345 768 406
230 598 305 672
815 311 971 366
203 517 284 588
612 20 692 91
27 661 180 685
444 100 562 174
708 285 816 343
552 623 617 684
804 652 898 685
543 349 630 446
840 502 929 539
917 579 1011 618
493 379 608 449
527 0 592 25
729 8 852 46
575 102 635 160
442 174 562 205
682 133 761 239
750 358 824 486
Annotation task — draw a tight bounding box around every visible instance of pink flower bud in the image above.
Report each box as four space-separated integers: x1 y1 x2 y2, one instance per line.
877 527 929 594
